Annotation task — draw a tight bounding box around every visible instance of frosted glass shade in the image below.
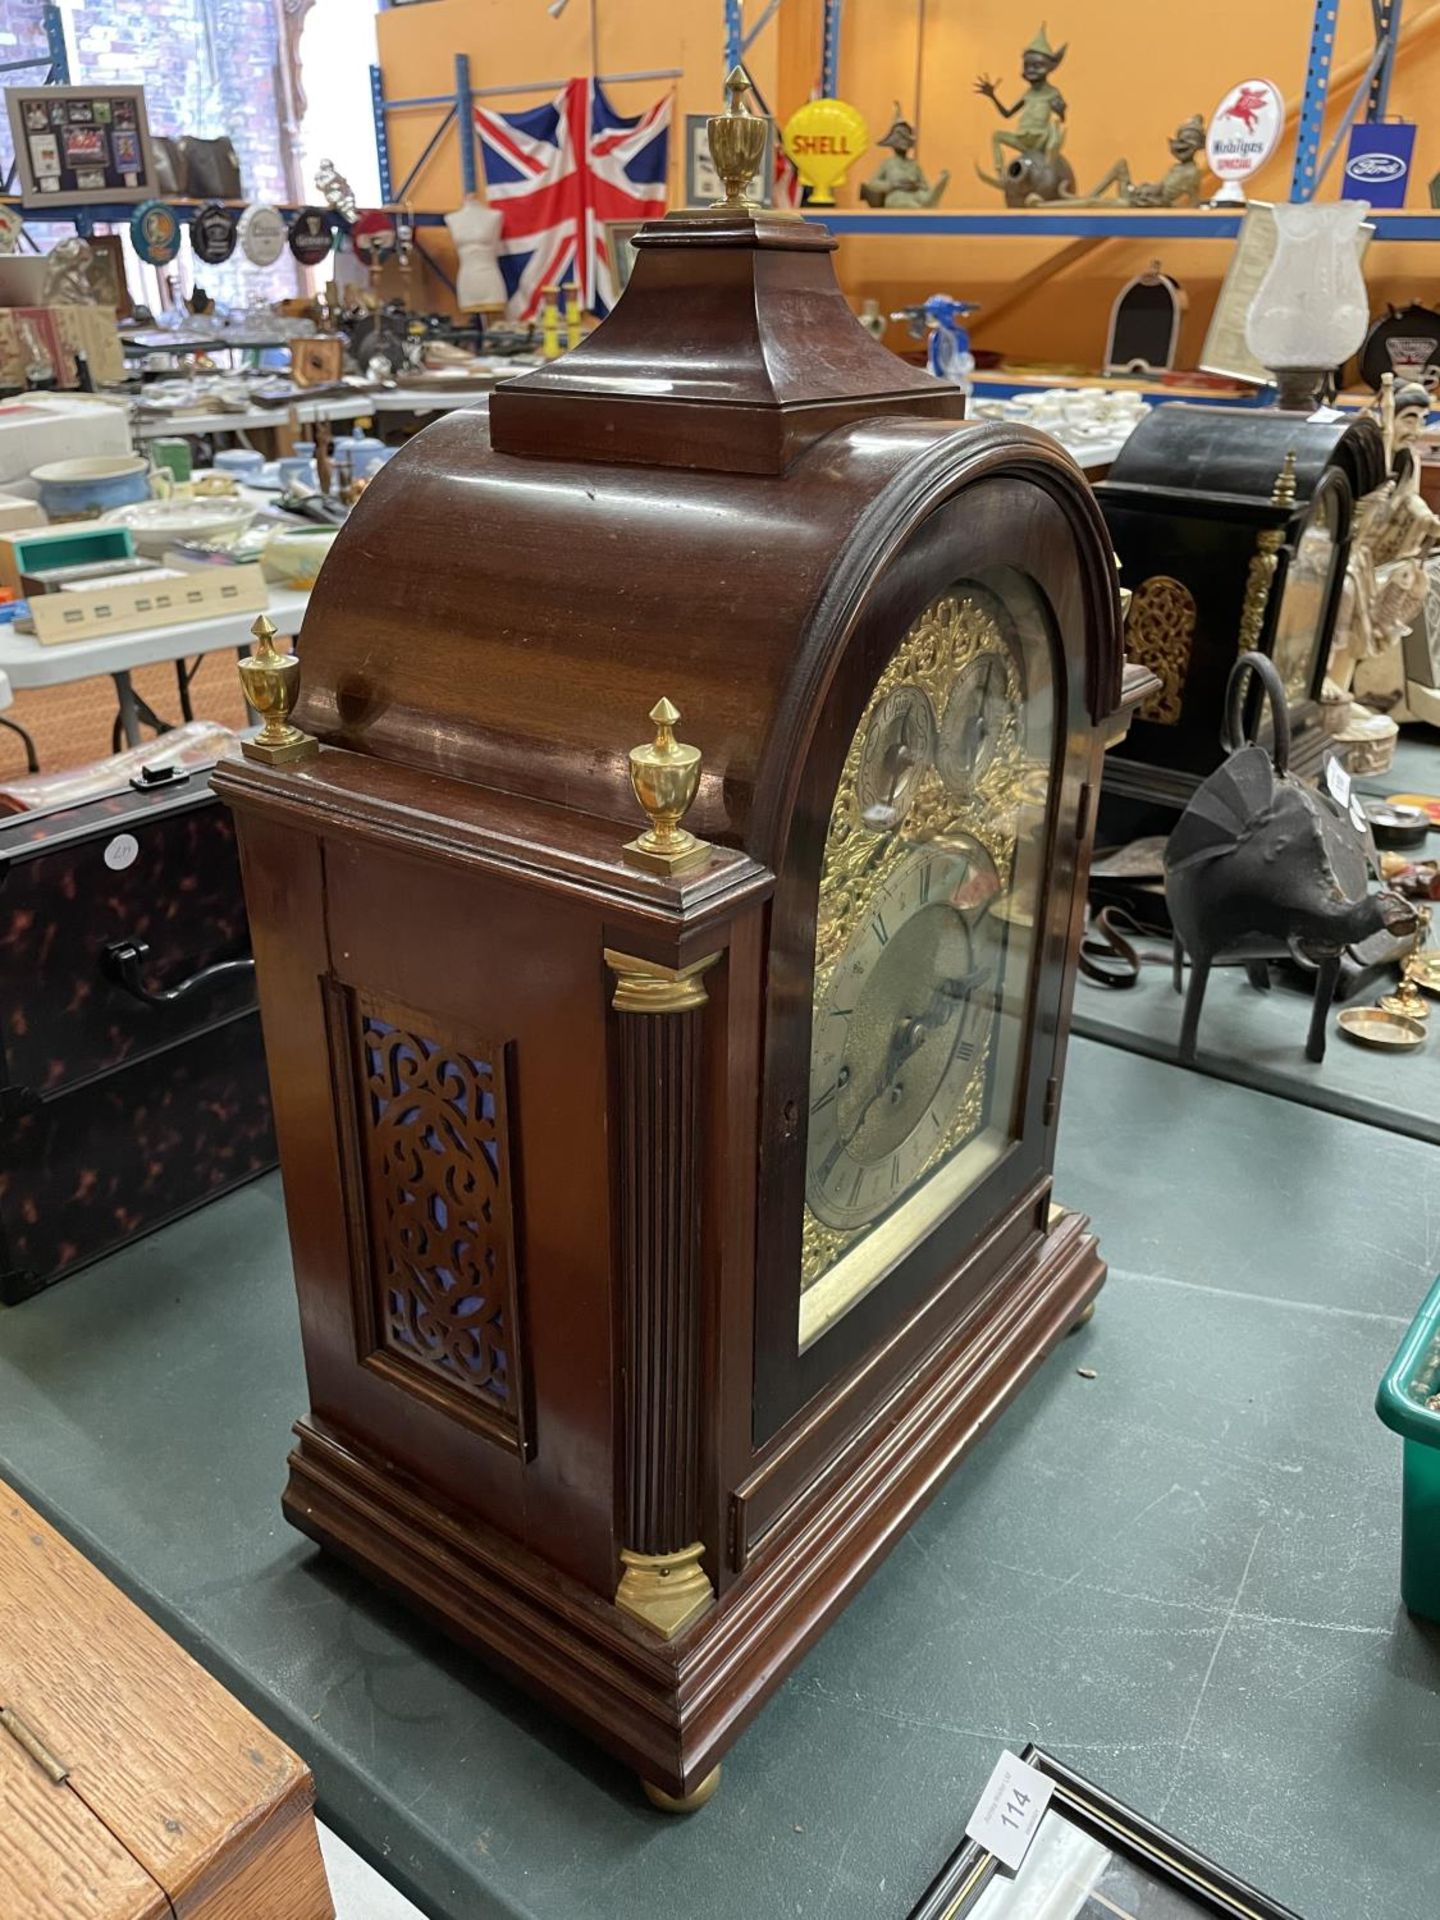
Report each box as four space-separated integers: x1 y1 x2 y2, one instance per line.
1244 201 1371 373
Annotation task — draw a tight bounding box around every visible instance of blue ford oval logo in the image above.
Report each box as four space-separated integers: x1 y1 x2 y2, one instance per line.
1346 151 1406 181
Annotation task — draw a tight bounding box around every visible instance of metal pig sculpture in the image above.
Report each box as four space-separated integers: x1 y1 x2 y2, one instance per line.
1164 652 1415 1064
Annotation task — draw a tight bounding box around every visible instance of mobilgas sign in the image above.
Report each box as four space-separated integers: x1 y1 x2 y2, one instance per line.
1205 78 1284 184
1343 123 1416 209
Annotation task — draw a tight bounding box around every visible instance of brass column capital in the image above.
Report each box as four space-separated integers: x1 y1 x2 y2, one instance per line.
604 949 721 1014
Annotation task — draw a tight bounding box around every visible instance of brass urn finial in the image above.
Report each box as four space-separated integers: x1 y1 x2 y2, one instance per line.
1272 449 1299 509
237 614 318 766
624 697 711 876
707 63 767 209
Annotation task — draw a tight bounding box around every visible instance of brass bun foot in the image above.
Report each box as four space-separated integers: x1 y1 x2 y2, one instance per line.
1068 1299 1097 1334
642 1766 721 1814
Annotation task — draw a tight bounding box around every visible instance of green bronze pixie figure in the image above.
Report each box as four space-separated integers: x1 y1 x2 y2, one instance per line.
975 24 1067 173
860 106 950 208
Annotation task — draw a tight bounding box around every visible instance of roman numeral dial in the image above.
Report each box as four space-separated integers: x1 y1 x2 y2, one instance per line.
799 581 1054 1342
806 840 1002 1231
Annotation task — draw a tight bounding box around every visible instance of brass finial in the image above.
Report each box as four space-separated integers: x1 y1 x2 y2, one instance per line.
707 64 767 210
623 697 711 877
1272 449 1298 509
237 614 318 766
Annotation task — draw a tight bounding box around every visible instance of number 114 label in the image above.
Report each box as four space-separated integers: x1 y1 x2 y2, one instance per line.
964 1750 1055 1872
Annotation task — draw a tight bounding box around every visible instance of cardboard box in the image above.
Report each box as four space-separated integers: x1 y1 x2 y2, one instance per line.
0 490 44 534
0 391 131 487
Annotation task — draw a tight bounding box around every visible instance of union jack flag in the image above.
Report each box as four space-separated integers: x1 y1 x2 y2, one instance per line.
475 77 672 323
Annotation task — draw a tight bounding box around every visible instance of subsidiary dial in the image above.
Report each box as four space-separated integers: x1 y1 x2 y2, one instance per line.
936 651 1016 795
855 684 937 829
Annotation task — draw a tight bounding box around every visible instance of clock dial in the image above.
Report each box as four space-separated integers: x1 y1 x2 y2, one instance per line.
936 652 1017 794
856 685 937 828
800 581 1055 1348
807 840 1001 1231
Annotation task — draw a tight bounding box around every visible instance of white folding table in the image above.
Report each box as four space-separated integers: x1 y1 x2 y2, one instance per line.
0 584 310 750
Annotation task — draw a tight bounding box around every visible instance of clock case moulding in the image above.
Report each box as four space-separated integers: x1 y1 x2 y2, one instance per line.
214 197 1149 1805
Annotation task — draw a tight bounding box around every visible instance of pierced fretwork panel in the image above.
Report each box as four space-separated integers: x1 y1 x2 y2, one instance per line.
347 993 523 1443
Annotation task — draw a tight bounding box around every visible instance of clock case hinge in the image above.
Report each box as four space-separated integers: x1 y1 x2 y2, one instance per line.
1042 1076 1059 1128
0 1703 69 1784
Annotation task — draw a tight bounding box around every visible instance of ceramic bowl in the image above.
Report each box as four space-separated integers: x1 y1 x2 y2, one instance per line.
103 497 258 557
32 455 151 519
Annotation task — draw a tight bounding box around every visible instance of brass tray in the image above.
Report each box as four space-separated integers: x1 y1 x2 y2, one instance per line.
1337 1007 1428 1051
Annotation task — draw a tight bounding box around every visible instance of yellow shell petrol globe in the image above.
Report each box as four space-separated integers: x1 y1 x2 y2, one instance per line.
782 97 870 206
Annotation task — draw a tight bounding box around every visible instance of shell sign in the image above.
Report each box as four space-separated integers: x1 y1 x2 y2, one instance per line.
782 98 870 206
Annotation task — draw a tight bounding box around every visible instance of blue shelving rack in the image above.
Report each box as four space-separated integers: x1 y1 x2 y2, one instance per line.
357 0 1434 295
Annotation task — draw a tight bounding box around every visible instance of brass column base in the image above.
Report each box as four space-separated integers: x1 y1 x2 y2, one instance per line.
615 1542 714 1639
643 1766 721 1814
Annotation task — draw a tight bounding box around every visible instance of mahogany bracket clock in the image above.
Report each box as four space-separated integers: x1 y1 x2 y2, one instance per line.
215 83 1149 1810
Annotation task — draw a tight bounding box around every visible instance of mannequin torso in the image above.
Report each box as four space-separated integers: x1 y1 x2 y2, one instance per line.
446 196 506 312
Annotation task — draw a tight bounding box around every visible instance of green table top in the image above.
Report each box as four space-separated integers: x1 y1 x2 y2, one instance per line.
0 1037 1436 1920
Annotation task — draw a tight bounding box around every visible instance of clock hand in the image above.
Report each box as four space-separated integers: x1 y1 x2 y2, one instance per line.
885 735 920 804
848 969 984 1141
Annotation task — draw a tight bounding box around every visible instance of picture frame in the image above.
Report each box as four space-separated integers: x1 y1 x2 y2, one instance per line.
909 1749 1303 1920
604 219 643 299
85 233 132 318
683 110 773 208
4 84 157 207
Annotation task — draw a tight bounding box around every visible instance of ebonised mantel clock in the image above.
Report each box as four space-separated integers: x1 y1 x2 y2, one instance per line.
215 81 1146 1811
1095 402 1386 844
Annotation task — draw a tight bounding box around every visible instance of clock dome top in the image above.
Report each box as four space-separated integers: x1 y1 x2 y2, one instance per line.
282 84 1123 867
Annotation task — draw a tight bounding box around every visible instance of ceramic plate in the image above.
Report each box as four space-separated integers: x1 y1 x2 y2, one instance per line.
104 498 258 557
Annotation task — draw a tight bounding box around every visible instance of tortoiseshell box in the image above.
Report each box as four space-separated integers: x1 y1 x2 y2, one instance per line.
0 767 275 1303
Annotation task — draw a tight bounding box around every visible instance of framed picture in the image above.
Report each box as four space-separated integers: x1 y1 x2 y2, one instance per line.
683 110 773 207
4 84 156 205
86 233 132 318
604 219 643 298
910 1750 1303 1920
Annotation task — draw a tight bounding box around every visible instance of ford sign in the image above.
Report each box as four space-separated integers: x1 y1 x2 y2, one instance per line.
1342 122 1416 205
1346 151 1407 182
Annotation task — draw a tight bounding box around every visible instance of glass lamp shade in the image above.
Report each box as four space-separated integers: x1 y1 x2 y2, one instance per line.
1245 201 1370 405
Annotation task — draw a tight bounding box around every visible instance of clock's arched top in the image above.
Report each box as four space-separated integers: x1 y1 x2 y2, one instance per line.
294 404 1122 866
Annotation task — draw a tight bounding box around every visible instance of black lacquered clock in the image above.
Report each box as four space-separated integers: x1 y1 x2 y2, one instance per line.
1096 403 1385 837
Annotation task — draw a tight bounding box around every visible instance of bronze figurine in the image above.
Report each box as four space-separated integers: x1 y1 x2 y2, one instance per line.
860 105 949 208
1083 114 1206 208
974 25 1076 205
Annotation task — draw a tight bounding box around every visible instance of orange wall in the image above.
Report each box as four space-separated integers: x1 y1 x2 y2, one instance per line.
376 0 778 294
377 0 1440 366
